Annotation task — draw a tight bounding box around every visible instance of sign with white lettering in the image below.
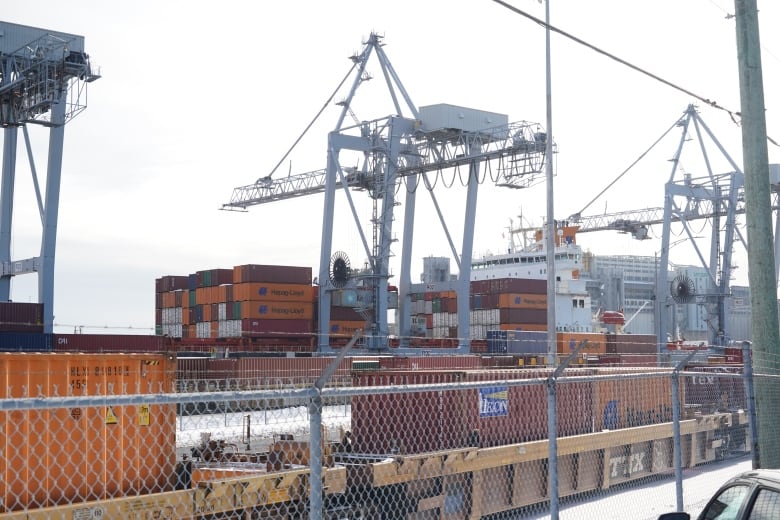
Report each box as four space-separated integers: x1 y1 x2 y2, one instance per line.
479 386 508 417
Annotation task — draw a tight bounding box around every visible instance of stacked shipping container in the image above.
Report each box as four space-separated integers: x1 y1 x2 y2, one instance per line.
408 278 548 341
155 265 315 342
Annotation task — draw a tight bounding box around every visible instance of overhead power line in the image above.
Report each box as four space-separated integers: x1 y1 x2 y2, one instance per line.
490 0 778 147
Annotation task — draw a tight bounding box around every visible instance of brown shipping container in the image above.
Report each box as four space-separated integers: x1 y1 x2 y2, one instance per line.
241 318 313 335
233 282 314 303
351 368 593 454
0 302 43 333
612 333 658 355
241 301 313 320
0 353 175 511
499 308 547 324
497 293 547 310
155 275 188 293
558 332 607 355
233 264 312 285
53 334 167 353
329 307 366 321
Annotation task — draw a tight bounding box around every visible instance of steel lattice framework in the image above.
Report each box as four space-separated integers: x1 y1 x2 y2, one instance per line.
0 21 100 332
225 33 551 352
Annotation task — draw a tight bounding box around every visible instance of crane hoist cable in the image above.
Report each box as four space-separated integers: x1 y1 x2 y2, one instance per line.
263 62 359 181
571 117 681 220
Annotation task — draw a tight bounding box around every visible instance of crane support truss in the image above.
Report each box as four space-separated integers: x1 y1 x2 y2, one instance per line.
540 105 744 350
0 21 99 333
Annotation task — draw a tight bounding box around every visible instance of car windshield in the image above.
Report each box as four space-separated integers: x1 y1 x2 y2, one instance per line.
701 484 751 520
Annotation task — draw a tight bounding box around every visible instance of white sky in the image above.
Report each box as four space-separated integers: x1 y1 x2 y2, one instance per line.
2 0 779 333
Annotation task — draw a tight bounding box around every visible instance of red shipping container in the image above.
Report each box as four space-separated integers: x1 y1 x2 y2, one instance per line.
351 368 594 454
499 308 547 324
233 264 312 285
53 334 167 353
241 318 313 335
155 275 188 293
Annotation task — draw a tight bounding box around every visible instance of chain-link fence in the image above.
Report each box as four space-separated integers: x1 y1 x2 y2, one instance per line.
0 349 763 519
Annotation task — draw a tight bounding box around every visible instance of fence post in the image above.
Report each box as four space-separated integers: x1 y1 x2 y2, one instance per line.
672 350 697 512
309 330 362 519
547 340 588 520
308 391 324 520
742 341 760 468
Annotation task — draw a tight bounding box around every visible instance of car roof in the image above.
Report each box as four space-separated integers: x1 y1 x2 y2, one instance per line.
727 469 780 488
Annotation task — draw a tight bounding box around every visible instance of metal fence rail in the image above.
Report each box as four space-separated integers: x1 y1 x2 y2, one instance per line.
0 358 758 520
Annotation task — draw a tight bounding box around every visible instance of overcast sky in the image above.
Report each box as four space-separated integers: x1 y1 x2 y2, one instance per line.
2 0 778 333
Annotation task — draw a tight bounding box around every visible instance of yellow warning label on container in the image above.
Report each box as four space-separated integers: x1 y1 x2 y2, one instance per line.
139 404 150 426
106 406 118 425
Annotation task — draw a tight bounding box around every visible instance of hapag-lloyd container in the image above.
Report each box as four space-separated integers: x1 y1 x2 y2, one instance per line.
0 353 176 511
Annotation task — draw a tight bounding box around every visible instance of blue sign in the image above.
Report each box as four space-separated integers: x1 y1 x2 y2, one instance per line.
479 386 508 417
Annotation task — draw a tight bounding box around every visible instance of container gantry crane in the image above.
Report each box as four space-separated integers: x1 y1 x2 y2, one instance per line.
0 21 100 333
224 33 551 352
522 105 755 350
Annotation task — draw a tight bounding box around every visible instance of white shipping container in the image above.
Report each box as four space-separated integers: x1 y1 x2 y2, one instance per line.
218 303 227 321
196 322 211 339
424 301 433 315
175 307 182 324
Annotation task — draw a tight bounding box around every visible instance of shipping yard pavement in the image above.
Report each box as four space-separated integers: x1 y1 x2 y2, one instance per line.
176 406 751 519
518 455 752 520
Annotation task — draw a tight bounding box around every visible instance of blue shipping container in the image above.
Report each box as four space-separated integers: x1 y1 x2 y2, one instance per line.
486 330 522 354
507 331 548 355
0 332 53 352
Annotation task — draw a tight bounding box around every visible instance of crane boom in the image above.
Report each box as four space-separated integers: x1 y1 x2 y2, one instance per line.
223 119 550 210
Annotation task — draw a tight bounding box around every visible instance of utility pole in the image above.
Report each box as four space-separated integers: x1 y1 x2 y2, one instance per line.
734 0 780 468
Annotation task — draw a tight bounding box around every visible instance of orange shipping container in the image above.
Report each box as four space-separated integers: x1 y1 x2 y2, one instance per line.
162 291 175 308
497 293 548 310
329 320 367 336
0 353 176 511
557 332 607 355
241 301 314 320
233 282 314 303
500 323 548 332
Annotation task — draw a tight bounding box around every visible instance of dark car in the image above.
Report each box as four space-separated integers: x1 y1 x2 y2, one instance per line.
659 470 780 520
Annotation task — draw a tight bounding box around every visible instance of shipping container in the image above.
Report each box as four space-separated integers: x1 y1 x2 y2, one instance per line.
0 353 176 511
610 333 658 354
241 318 314 335
507 331 548 355
329 321 367 336
0 302 43 333
241 301 313 320
557 332 607 355
498 308 547 324
155 275 188 293
0 332 52 352
351 368 594 454
233 282 314 303
497 293 547 310
53 334 168 353
233 264 312 285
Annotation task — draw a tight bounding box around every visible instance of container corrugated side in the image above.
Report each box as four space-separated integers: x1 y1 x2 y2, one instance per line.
0 332 52 352
0 353 176 511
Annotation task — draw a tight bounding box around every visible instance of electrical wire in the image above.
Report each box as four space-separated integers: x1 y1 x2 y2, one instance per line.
490 0 779 147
